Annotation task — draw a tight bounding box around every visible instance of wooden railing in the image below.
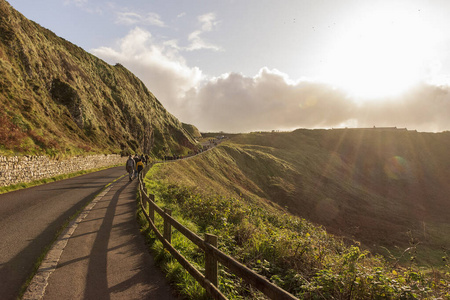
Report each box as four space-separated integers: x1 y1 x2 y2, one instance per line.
138 165 299 300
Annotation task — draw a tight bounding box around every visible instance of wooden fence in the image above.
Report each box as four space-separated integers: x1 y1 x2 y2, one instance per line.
138 165 299 300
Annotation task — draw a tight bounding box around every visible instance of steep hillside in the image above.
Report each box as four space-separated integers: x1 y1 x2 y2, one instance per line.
0 0 199 156
151 129 450 265
182 123 202 139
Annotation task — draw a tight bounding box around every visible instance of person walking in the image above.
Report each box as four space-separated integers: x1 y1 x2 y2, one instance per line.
133 154 140 179
125 155 136 181
136 158 144 178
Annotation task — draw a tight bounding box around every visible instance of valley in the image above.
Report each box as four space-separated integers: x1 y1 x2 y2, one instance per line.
151 129 450 266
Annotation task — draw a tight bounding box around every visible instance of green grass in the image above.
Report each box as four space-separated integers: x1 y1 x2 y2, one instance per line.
137 129 450 298
136 188 210 300
151 130 450 267
0 1 200 157
139 166 450 299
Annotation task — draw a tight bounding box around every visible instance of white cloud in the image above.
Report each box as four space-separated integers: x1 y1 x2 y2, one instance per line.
91 27 203 113
181 68 355 132
198 13 217 31
116 11 165 27
356 85 450 132
187 31 221 51
91 29 450 133
186 13 222 51
113 11 221 52
180 69 450 133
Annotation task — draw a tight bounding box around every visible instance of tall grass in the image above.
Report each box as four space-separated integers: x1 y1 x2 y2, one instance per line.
139 171 450 299
152 131 450 267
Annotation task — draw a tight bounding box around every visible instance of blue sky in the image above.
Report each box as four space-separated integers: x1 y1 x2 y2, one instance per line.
7 0 450 132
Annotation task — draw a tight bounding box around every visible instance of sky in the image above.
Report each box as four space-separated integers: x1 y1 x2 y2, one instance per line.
7 0 450 132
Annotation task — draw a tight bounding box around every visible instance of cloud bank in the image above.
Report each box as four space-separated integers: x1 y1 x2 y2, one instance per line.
92 27 450 133
91 27 203 113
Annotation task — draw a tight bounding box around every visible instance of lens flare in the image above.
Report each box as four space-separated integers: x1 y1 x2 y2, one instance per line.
384 156 409 180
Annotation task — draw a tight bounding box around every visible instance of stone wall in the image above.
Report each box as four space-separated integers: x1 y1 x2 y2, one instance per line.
0 154 126 187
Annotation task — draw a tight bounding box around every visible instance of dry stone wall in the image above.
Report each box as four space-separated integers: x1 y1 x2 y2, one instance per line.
0 154 126 187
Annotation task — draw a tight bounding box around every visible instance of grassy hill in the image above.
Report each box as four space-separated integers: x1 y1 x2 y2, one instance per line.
0 0 199 157
144 129 450 298
149 129 450 266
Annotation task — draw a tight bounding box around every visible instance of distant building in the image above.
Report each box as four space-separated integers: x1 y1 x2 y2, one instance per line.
332 126 410 131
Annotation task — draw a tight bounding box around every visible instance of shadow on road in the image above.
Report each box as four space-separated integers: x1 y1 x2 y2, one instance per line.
84 181 130 299
0 189 102 299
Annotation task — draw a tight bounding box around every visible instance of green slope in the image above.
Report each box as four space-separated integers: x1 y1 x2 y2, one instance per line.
151 129 450 266
0 0 199 156
145 129 450 298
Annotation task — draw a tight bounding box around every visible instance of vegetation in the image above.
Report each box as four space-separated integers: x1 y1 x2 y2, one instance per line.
0 1 199 157
141 167 450 299
183 123 202 139
152 130 450 266
2 1 450 297
139 129 450 298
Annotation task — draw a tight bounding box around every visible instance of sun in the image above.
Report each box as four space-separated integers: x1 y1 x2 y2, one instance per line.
323 6 438 102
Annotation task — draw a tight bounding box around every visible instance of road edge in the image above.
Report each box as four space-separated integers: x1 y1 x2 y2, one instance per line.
21 175 123 300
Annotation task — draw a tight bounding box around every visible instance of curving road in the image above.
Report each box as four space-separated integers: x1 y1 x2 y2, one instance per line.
0 166 125 299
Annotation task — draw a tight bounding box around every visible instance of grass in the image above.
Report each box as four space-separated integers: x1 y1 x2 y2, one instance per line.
136 129 450 299
153 130 450 266
0 1 200 158
139 166 450 299
136 186 210 300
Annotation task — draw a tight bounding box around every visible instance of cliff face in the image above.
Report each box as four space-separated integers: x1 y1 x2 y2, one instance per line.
0 0 199 156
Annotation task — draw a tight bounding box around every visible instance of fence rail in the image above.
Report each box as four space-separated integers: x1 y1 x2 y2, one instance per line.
138 165 299 300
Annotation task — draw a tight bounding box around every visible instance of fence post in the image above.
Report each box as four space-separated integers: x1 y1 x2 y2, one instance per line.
148 194 155 223
205 234 218 287
142 192 147 210
164 208 172 243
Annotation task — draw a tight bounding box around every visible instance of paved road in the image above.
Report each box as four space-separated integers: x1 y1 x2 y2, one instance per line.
41 175 178 299
0 167 125 299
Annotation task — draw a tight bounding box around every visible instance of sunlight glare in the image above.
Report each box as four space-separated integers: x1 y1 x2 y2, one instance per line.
324 8 439 102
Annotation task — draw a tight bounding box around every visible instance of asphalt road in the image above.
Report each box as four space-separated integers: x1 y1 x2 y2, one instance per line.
0 166 125 300
41 175 178 299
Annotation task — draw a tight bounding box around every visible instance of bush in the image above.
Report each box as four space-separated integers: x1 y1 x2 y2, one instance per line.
142 175 450 299
0 113 27 151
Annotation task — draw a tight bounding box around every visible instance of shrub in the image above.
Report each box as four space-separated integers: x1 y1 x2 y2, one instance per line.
0 113 27 150
142 175 450 299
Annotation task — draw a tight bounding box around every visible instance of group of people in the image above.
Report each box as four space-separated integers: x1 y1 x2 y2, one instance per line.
125 154 148 181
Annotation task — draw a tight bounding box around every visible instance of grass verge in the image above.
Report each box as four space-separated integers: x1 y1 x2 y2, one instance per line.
136 186 210 299
137 165 450 299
